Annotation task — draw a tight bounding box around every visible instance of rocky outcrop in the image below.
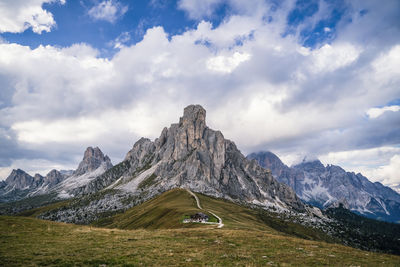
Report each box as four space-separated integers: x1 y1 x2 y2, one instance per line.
248 151 400 222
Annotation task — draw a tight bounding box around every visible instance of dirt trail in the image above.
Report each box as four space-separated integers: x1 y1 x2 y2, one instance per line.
186 189 224 228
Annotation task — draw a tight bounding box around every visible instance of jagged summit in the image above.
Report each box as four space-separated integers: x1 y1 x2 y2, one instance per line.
180 104 206 130
294 159 325 172
74 146 112 176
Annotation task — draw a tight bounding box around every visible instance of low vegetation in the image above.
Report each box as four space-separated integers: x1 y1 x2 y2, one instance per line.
326 205 400 254
2 189 400 266
1 215 400 266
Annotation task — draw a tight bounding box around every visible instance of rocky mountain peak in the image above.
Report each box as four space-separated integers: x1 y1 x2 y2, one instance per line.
80 105 305 213
45 169 65 186
180 104 206 125
74 147 113 176
247 151 286 171
83 147 103 160
294 159 325 172
5 169 34 190
178 104 207 145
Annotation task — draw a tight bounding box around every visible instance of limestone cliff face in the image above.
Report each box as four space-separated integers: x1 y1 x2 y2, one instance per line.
74 147 113 176
78 105 305 211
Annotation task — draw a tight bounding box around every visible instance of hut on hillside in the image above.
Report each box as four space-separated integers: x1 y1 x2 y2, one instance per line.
183 212 209 223
190 212 209 222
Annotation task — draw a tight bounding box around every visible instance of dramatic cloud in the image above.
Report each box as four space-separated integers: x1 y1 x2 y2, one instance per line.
0 0 65 34
0 0 399 189
88 0 128 23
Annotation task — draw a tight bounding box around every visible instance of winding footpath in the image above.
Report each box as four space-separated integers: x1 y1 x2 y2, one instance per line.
186 189 224 228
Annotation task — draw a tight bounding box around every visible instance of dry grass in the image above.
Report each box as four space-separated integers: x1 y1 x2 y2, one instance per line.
2 189 400 266
1 215 400 266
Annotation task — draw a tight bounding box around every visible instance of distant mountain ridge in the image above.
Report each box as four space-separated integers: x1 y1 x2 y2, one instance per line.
248 151 400 222
0 146 113 203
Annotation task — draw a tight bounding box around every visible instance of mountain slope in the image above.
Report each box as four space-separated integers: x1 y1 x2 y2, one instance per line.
248 151 400 222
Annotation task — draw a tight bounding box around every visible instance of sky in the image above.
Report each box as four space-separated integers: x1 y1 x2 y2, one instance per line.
0 0 399 190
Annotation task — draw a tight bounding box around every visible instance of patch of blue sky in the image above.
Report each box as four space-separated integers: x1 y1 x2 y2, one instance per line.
0 1 204 54
386 99 400 107
284 0 349 49
301 6 345 48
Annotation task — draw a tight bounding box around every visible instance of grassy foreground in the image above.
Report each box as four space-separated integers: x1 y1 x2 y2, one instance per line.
1 215 400 266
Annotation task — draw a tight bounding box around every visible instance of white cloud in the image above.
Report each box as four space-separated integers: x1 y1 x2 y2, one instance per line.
354 154 400 188
206 52 251 73
309 43 361 73
178 0 222 19
88 0 128 23
11 104 173 146
372 154 400 186
372 45 400 81
367 105 400 119
0 0 65 34
109 31 131 49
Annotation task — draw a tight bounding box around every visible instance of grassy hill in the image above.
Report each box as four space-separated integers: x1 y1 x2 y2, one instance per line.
1 215 400 266
92 189 334 243
93 189 219 229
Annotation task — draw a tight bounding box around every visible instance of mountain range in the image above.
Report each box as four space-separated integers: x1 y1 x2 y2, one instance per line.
36 105 311 224
247 151 400 222
0 147 113 203
0 105 399 226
